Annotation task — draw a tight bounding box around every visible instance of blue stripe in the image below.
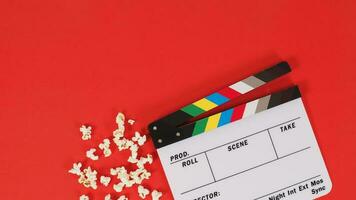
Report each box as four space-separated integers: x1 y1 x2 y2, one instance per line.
206 93 229 105
218 109 233 127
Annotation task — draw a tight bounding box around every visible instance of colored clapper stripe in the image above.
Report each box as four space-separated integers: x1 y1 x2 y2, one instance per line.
181 104 205 117
205 113 221 132
218 87 241 100
218 109 233 126
192 118 208 136
206 93 229 105
193 98 218 111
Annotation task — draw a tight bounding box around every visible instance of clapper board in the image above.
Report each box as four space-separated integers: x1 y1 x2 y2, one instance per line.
148 62 332 200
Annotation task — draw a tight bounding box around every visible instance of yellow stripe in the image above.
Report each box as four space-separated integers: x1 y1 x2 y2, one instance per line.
193 98 217 111
205 113 221 132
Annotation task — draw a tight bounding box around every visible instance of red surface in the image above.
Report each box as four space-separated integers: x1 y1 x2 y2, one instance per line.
0 0 355 199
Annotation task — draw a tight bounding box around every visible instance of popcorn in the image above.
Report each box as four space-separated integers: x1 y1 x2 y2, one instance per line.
113 128 124 139
132 131 146 146
127 119 135 125
80 125 92 140
114 138 133 151
130 168 151 184
79 194 89 200
69 162 82 176
138 185 150 199
104 194 112 200
127 144 138 163
139 169 151 180
113 112 126 139
78 166 98 190
124 179 135 187
110 166 127 176
99 139 112 157
151 190 163 200
116 112 125 125
128 155 138 164
151 190 162 200
86 148 99 161
111 165 150 190
117 195 128 200
100 176 111 186
130 144 139 152
69 112 163 199
103 148 112 157
136 154 153 169
113 182 125 192
70 164 96 190
118 171 131 185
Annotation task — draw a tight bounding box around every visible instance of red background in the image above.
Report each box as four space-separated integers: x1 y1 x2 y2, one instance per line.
1 0 355 199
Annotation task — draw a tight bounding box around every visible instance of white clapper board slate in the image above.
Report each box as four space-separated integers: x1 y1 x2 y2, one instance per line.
148 62 332 200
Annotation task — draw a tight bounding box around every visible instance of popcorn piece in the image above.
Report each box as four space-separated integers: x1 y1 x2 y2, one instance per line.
99 139 112 157
128 155 138 164
117 195 128 200
127 119 135 125
138 185 150 199
128 144 138 163
124 179 135 187
99 139 110 149
78 166 98 190
80 125 92 140
139 169 151 181
151 190 163 200
104 194 112 200
118 172 131 185
113 182 125 192
86 148 99 161
69 163 98 190
116 112 125 125
132 131 146 146
114 138 133 151
79 194 89 200
113 112 126 139
130 144 138 152
113 128 124 139
100 176 111 186
69 162 82 176
111 166 141 188
103 148 112 157
110 166 127 176
129 168 151 184
136 154 153 169
110 168 118 176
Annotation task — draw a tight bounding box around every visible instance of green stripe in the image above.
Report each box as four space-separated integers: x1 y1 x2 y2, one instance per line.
181 104 205 117
192 118 208 136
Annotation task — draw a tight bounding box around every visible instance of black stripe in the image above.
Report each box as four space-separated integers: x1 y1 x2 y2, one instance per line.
254 61 291 82
267 86 301 109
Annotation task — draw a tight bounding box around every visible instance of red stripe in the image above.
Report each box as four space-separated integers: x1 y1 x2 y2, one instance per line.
218 87 241 100
231 103 246 122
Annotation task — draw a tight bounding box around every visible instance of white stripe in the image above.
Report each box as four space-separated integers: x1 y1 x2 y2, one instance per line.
242 99 259 118
229 81 254 94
